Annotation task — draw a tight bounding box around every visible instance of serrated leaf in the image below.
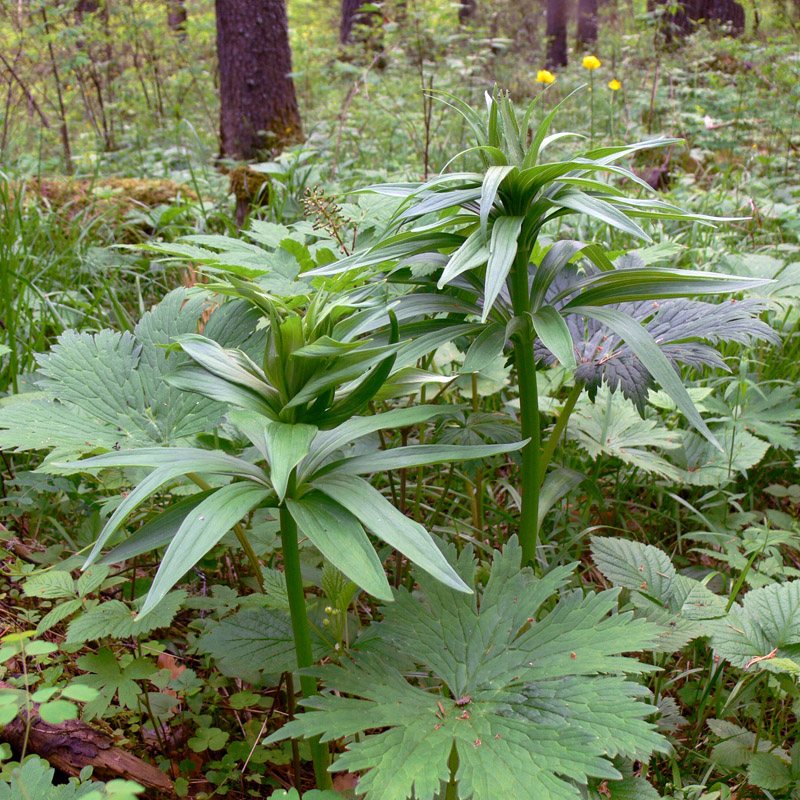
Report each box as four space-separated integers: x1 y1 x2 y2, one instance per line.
748 752 792 791
196 608 328 681
23 571 76 600
66 592 186 644
568 390 682 480
267 538 666 800
591 536 676 605
711 581 800 672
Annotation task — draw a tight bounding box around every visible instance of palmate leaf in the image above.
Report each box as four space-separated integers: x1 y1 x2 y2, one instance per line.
535 264 777 414
0 290 260 464
267 538 667 800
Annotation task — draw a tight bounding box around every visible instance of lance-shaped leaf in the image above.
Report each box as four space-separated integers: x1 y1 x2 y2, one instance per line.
68 449 268 569
285 493 393 601
483 216 525 321
312 474 470 593
437 230 489 288
550 191 651 242
566 305 719 447
480 166 515 237
139 481 271 617
298 405 450 482
530 307 576 369
96 489 216 567
230 410 317 501
316 439 527 478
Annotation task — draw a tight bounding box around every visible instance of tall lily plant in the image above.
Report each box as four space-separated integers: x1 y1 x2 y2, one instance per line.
312 89 769 567
59 282 523 788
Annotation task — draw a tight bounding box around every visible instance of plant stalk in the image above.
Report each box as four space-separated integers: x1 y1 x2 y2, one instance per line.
510 248 540 567
280 475 332 789
538 382 582 470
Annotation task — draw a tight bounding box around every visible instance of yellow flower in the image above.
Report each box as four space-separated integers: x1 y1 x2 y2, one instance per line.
608 79 621 91
582 54 601 70
536 69 556 85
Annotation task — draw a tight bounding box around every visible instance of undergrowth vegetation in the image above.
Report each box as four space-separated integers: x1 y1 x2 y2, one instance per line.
3 1 800 799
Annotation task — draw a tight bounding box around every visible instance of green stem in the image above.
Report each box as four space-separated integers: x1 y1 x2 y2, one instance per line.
444 743 459 800
538 383 582 471
280 475 332 790
186 472 264 592
510 249 540 567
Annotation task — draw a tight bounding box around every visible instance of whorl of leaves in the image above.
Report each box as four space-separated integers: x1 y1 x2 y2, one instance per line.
535 262 777 412
266 538 666 800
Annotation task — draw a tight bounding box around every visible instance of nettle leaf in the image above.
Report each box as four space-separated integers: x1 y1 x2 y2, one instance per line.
536 265 776 414
711 581 800 674
566 389 682 480
195 608 328 682
748 752 792 791
267 538 666 800
592 537 726 652
66 591 186 644
706 719 783 769
0 291 260 464
670 427 770 487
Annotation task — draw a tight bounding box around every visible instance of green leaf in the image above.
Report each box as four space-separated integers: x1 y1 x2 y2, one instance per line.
96 490 216 566
707 719 765 768
748 752 792 791
74 647 158 718
530 307 576 369
462 323 506 374
551 191 650 242
312 474 470 593
23 571 76 600
38 700 78 724
298 406 450 482
230 411 317 501
320 440 526 477
140 482 271 617
480 166 515 238
196 608 328 680
711 580 800 673
567 390 682 480
286 493 393 601
67 592 186 643
268 539 666 800
591 536 676 606
483 216 524 321
538 468 584 531
438 230 490 288
77 449 266 569
567 306 719 449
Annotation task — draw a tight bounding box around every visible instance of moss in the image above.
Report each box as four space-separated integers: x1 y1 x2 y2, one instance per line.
227 166 270 203
19 177 199 218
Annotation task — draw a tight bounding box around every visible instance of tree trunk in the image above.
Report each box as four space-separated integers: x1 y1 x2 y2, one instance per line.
576 0 598 47
340 0 363 42
167 0 188 37
215 0 302 160
546 0 568 68
458 0 477 24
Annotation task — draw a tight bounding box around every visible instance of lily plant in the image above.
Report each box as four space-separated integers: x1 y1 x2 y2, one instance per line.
311 88 770 567
58 282 524 787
